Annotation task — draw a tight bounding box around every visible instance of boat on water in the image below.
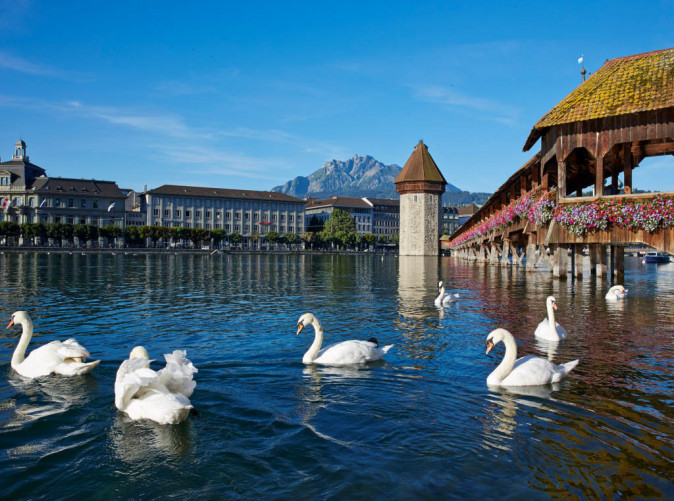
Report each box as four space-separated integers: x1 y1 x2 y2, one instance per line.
643 251 671 263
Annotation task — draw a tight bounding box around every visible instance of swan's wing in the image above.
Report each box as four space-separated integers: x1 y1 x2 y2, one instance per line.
315 340 386 365
57 338 91 360
534 318 550 338
16 341 66 377
555 322 569 338
156 350 198 398
502 355 559 386
114 359 158 410
123 388 193 424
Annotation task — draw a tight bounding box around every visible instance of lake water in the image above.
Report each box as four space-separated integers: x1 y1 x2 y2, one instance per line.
0 252 672 500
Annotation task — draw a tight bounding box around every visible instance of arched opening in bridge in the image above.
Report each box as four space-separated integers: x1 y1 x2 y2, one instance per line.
632 155 674 193
563 147 596 197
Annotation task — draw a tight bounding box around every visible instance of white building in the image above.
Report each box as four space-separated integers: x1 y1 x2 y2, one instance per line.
146 185 306 247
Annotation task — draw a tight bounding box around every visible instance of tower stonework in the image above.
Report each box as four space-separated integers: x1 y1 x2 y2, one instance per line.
394 141 447 256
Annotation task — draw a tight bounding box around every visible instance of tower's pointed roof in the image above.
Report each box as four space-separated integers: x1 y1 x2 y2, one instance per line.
395 140 447 185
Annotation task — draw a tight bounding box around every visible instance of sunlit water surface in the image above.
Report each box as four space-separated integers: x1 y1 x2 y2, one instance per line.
0 252 672 500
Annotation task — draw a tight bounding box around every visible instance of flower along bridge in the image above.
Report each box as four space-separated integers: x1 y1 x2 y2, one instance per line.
448 48 674 278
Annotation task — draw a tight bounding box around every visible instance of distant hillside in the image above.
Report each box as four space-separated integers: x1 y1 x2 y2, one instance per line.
271 154 490 205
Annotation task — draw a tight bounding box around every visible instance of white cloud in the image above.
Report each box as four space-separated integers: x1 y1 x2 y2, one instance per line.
411 84 520 125
0 50 64 77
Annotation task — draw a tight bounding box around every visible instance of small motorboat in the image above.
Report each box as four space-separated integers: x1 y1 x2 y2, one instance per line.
643 251 670 263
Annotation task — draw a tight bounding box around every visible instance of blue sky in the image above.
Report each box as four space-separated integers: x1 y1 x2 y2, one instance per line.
0 1 672 194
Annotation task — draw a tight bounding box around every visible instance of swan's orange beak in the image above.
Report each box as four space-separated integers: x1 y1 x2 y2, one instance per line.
553 303 558 310
485 340 494 355
6 318 14 330
296 323 305 335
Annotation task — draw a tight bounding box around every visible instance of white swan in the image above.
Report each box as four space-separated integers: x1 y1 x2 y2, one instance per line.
485 328 578 386
296 313 393 365
534 296 568 341
114 346 197 425
605 285 628 300
6 310 100 378
434 281 460 306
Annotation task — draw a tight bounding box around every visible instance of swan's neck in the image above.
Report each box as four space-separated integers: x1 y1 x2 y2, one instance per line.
487 334 518 384
547 302 558 336
303 318 324 363
11 318 34 369
435 287 445 304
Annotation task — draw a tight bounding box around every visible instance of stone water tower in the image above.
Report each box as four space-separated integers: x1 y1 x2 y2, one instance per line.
394 141 447 256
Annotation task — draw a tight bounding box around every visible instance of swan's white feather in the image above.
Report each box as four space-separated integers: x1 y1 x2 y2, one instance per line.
315 340 392 365
534 318 568 341
494 355 577 386
156 350 198 398
115 348 196 424
486 328 578 387
7 311 99 379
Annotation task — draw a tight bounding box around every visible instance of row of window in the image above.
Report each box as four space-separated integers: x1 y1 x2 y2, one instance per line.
155 221 301 234
152 196 301 212
152 209 296 223
0 196 117 210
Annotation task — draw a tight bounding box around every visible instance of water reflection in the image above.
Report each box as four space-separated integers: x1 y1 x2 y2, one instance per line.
2 374 97 430
109 415 193 462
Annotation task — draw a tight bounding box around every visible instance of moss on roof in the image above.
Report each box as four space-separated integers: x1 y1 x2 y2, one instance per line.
524 47 674 151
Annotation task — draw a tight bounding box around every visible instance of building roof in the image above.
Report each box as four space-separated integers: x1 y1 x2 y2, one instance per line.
394 140 447 185
362 197 400 207
148 184 305 203
32 177 126 197
524 47 674 151
306 196 371 210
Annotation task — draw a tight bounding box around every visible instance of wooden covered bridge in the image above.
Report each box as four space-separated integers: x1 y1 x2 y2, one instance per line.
449 48 674 277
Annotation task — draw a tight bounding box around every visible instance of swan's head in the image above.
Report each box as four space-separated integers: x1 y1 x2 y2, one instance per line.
438 281 444 291
296 313 317 335
485 328 510 355
129 346 149 360
6 311 31 330
546 296 558 310
609 285 627 297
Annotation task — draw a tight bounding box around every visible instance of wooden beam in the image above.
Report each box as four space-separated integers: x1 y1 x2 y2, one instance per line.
632 141 674 157
623 143 633 195
558 159 567 198
595 155 604 196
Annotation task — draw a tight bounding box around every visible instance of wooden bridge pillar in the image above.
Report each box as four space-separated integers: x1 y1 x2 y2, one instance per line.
525 237 538 273
612 245 625 279
552 245 568 278
592 245 608 277
572 244 584 278
500 239 511 267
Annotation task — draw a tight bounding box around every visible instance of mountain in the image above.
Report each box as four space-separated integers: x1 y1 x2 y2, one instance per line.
271 154 490 205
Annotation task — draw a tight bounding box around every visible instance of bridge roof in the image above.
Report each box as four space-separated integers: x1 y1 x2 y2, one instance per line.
524 47 674 151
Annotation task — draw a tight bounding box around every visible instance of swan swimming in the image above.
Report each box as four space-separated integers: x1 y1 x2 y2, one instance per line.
434 281 459 307
296 313 393 365
485 328 578 387
605 285 628 300
534 296 568 341
6 310 100 378
115 346 197 425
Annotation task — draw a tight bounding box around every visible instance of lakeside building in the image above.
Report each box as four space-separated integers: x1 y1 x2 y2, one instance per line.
305 197 373 234
440 206 460 235
364 197 400 238
0 140 127 228
457 203 480 227
145 184 306 248
304 196 401 238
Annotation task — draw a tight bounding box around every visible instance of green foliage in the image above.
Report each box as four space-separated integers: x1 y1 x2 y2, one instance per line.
210 229 227 244
230 231 243 246
0 221 21 237
320 209 356 247
124 225 140 242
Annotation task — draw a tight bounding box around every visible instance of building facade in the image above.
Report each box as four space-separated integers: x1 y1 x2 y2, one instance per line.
0 140 127 228
146 185 306 247
363 197 399 238
440 205 460 235
394 141 447 256
305 197 373 234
